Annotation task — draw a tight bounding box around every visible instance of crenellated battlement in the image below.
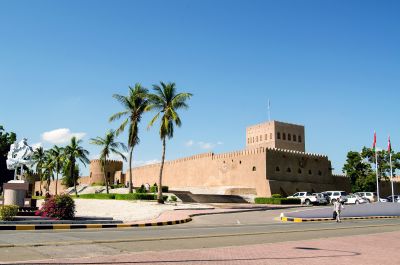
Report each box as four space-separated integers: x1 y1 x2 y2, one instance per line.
90 159 123 166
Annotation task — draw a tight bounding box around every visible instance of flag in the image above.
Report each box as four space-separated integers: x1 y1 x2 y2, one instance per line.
373 131 376 150
388 136 392 153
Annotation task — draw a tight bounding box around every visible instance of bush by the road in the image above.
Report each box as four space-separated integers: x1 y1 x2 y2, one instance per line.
255 197 301 205
150 184 169 193
271 194 282 198
0 205 19 221
37 194 76 220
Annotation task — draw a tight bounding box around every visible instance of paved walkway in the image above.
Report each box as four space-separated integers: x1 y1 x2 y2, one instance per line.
6 230 400 264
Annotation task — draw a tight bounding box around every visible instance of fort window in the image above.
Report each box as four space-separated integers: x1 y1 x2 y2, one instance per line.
298 168 302 174
308 169 312 175
288 134 291 141
286 167 291 173
298 135 302 143
277 132 281 139
293 135 297 141
265 134 267 140
283 133 286 140
223 161 225 163
270 133 272 140
318 170 322 176
239 160 242 164
252 166 256 171
90 172 92 178
256 136 258 142
260 135 262 142
276 166 280 172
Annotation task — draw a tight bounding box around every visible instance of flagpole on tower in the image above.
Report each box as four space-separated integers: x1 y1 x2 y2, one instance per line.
388 135 394 203
373 131 380 200
268 99 271 121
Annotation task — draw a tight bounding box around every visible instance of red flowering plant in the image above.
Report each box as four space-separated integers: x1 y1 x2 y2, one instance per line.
35 194 75 220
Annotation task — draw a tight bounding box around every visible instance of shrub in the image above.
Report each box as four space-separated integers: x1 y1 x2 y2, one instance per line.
150 185 169 193
110 184 125 189
36 194 75 220
76 194 116 200
271 194 282 198
115 193 168 201
169 195 177 202
254 197 301 205
0 205 19 221
91 182 105 186
136 185 146 193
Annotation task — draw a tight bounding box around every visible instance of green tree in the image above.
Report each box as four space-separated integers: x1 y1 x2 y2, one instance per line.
48 145 64 195
109 84 149 193
32 147 46 195
343 147 400 193
64 137 90 197
147 82 192 203
0 125 17 183
90 130 127 194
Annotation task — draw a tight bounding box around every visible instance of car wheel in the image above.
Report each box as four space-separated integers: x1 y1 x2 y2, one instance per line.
305 199 311 206
355 200 359 205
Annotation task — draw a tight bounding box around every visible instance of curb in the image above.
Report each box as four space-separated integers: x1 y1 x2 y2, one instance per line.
0 218 192 231
281 215 400 222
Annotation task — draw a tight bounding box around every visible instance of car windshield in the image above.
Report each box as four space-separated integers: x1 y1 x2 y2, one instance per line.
340 192 347 196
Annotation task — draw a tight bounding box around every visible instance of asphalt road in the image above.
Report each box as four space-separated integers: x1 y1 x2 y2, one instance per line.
1 208 400 263
283 202 400 218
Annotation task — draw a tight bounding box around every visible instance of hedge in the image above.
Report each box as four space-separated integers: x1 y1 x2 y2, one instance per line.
115 193 168 201
74 194 116 199
36 194 75 220
0 205 19 221
254 197 301 205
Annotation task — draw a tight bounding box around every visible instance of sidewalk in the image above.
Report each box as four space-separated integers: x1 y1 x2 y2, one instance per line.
6 230 400 264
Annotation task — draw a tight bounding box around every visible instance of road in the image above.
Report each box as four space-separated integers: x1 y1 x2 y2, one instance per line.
0 208 399 263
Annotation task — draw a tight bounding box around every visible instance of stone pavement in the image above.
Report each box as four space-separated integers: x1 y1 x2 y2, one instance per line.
6 230 399 264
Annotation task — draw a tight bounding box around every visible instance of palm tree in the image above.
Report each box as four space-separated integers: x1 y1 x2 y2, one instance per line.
32 147 46 195
64 137 90 197
90 130 127 194
48 145 64 195
109 84 149 193
147 82 192 203
42 151 55 194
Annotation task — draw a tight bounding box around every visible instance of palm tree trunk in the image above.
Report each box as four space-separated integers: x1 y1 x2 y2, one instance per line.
47 177 51 195
129 147 133 194
157 138 166 204
55 171 58 195
39 175 42 196
72 161 78 197
103 160 109 194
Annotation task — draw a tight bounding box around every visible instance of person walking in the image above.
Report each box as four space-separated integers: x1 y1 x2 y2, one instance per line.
333 196 344 222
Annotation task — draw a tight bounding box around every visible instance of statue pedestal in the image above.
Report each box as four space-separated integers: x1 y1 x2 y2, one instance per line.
3 180 29 207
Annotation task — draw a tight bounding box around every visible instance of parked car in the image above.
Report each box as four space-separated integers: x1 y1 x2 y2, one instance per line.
345 194 368 204
379 197 388 202
287 192 318 206
312 193 328 205
323 191 348 204
386 195 400 202
355 192 377 202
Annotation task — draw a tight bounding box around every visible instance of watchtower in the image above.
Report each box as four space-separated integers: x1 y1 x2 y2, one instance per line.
246 120 305 152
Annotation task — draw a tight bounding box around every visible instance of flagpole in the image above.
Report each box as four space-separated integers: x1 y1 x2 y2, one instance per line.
268 99 271 121
375 148 380 201
390 151 394 203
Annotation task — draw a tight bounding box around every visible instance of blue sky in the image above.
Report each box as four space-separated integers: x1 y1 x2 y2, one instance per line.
1 0 399 175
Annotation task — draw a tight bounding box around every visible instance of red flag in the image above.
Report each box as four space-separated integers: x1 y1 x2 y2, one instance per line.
373 131 376 150
388 136 392 152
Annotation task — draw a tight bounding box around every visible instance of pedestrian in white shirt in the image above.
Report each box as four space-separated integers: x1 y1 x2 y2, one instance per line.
333 196 344 223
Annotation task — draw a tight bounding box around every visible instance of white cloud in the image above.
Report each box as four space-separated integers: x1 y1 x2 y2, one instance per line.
185 140 194 147
185 140 224 150
42 128 86 144
133 159 160 167
31 142 42 150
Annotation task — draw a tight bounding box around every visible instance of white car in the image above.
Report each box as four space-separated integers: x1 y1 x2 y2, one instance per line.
288 192 318 206
324 191 348 204
345 194 368 204
355 192 377 203
312 193 328 205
